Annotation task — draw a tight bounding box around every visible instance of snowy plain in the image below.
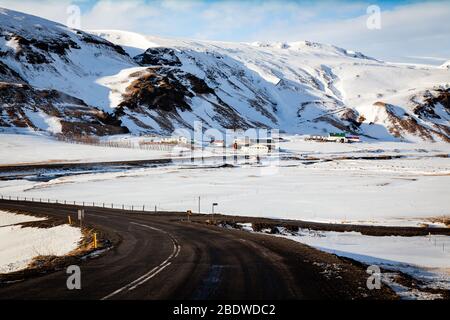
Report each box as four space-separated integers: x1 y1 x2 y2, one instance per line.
0 133 171 165
0 135 449 226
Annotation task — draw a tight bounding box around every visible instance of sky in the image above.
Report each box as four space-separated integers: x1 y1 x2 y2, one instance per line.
0 0 449 64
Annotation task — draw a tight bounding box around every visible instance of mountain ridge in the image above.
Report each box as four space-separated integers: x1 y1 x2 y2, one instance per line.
0 8 449 142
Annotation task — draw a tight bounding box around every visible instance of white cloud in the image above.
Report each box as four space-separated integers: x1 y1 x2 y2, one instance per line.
269 1 450 63
81 0 160 30
0 0 73 24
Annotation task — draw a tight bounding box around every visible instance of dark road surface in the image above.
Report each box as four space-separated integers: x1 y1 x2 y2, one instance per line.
0 200 396 300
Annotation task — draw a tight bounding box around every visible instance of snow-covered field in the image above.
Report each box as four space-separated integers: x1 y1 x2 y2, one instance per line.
1 137 449 226
0 211 82 274
283 136 450 159
0 134 171 165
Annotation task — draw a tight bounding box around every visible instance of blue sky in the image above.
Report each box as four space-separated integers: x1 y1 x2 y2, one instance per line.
0 0 449 64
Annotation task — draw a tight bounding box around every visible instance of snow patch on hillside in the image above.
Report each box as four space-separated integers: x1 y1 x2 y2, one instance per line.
91 29 158 57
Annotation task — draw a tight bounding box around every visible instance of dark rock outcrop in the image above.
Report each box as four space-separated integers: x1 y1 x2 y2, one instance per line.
134 48 182 67
0 82 128 136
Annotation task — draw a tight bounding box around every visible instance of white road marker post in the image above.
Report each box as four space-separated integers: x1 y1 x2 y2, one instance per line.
212 203 218 224
78 209 85 229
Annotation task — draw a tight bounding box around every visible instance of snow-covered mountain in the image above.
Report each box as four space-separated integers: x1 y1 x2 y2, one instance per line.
1 8 449 141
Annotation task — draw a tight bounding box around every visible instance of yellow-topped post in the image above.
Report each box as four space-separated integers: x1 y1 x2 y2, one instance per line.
93 233 98 249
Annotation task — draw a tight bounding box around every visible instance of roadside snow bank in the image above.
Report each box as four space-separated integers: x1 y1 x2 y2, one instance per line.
0 210 45 227
0 217 82 273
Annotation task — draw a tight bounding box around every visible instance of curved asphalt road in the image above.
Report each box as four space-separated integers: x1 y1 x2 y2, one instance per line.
0 200 395 300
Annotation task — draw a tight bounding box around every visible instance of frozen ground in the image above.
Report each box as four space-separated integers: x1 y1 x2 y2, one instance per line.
0 212 82 274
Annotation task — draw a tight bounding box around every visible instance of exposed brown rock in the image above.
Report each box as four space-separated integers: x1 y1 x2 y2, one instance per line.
0 82 128 136
413 88 450 119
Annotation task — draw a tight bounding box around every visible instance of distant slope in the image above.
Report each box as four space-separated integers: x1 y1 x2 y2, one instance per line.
95 30 450 141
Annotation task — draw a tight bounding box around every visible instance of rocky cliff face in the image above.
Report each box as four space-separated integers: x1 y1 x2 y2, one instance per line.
0 82 128 136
